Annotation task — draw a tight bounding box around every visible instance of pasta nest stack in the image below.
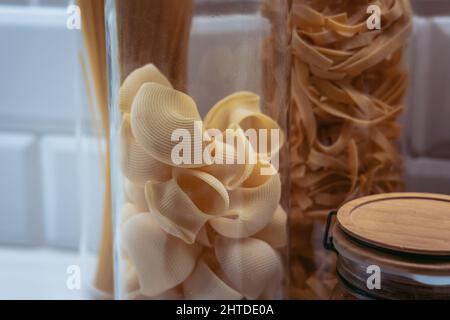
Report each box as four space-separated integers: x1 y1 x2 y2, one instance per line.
288 0 412 299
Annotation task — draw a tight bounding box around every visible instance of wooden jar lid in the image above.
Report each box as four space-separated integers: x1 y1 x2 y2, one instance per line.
337 193 450 256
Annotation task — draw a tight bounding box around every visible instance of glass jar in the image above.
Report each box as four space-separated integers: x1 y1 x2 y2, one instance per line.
288 0 412 299
326 193 450 300
105 0 290 300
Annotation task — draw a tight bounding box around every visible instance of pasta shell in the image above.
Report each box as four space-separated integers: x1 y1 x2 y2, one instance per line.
237 113 285 160
130 83 202 167
183 259 242 300
128 287 184 300
121 213 200 297
204 92 261 131
124 178 148 211
210 163 281 239
120 202 142 224
196 225 216 248
215 237 283 300
254 205 288 249
124 261 184 300
120 115 172 186
199 130 255 190
119 64 172 113
145 168 230 244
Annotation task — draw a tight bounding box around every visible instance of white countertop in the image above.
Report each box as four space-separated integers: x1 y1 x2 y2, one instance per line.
0 246 99 300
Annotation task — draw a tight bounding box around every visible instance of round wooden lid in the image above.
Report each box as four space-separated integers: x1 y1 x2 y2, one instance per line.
337 193 450 256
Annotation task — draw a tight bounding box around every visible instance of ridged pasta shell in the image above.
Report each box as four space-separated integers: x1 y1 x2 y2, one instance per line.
119 64 172 113
254 205 288 249
237 113 285 159
145 168 230 244
122 213 200 297
124 261 184 300
120 202 142 224
124 178 148 211
204 92 261 131
120 115 172 186
196 225 216 248
128 287 184 300
130 83 202 167
210 163 281 239
183 259 242 300
199 130 255 190
215 237 283 300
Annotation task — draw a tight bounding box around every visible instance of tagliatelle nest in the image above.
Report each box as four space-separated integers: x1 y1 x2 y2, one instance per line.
117 64 287 300
283 0 412 299
261 0 412 299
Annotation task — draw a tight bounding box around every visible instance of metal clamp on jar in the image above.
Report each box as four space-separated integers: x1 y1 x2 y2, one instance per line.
324 193 450 300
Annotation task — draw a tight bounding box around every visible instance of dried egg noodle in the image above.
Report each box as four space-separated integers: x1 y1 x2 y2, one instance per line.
285 0 411 299
118 64 287 299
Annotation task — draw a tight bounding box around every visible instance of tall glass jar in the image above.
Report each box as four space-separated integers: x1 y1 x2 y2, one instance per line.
288 0 412 299
106 0 290 300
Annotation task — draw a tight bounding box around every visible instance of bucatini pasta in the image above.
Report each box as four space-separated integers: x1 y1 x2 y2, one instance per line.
285 0 411 299
119 63 287 299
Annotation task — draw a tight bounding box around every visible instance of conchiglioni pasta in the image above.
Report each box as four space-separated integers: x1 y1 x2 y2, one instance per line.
124 178 148 211
120 115 172 186
215 236 283 300
131 83 202 167
119 63 172 113
183 259 242 300
117 62 287 300
145 168 230 244
204 92 261 131
124 260 184 300
120 202 141 224
210 165 281 239
254 205 288 249
121 213 200 297
199 129 255 190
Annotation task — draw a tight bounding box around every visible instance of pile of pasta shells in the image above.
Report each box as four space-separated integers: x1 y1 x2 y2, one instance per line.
288 0 412 299
118 64 287 300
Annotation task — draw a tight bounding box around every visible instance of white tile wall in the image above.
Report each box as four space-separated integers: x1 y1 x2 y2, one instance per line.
40 136 81 248
0 5 82 134
0 5 102 250
0 133 42 245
